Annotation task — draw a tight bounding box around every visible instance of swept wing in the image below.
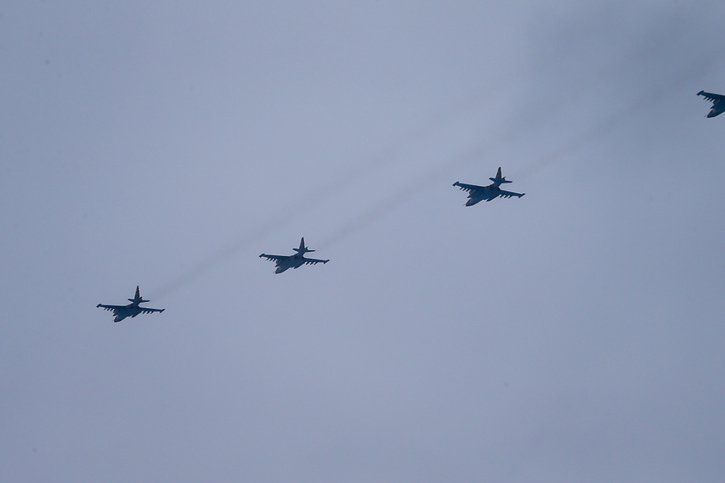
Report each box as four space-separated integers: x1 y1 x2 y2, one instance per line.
453 181 486 194
498 188 525 198
97 304 124 314
139 307 164 314
453 182 497 203
259 254 290 263
698 91 725 103
302 257 329 265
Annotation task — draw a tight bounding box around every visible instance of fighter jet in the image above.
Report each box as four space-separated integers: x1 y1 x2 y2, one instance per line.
697 90 725 118
453 167 525 206
96 286 165 322
259 237 329 274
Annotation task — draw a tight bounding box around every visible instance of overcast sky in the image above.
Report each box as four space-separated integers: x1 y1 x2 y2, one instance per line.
2 1 725 482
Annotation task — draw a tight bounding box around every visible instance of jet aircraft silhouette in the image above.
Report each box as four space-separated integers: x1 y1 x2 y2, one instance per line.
697 90 725 118
259 237 329 274
96 286 165 322
453 167 525 206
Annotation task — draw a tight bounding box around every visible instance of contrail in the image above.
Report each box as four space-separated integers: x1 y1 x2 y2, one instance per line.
316 131 517 250
517 54 720 183
152 23 720 297
317 48 720 250
152 216 281 299
151 87 521 298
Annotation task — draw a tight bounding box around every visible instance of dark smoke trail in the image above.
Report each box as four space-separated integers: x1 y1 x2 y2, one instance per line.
317 48 720 251
151 88 518 298
152 19 721 297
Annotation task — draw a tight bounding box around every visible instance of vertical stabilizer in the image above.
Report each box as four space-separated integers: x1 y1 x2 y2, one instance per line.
130 285 150 304
490 166 512 185
294 237 315 254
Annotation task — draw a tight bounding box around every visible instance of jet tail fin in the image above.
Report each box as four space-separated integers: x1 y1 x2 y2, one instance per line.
294 237 315 254
129 285 150 304
490 167 512 186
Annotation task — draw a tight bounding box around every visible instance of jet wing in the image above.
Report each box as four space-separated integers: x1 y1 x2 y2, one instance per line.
698 91 725 103
454 182 497 202
303 257 329 265
498 189 525 198
259 254 289 263
97 304 123 314
139 307 164 314
453 181 486 194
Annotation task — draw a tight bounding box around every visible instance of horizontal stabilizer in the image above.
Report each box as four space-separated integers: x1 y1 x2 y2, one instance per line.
294 237 315 254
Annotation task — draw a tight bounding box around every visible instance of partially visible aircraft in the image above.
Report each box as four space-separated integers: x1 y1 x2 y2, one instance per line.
259 237 329 274
96 286 165 322
453 167 525 206
697 90 725 118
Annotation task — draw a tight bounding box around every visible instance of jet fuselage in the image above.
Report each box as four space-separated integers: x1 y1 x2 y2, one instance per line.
112 304 144 322
708 101 725 118
274 254 306 273
464 183 501 205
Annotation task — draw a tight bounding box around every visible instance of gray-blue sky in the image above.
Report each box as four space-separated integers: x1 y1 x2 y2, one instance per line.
2 1 724 481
